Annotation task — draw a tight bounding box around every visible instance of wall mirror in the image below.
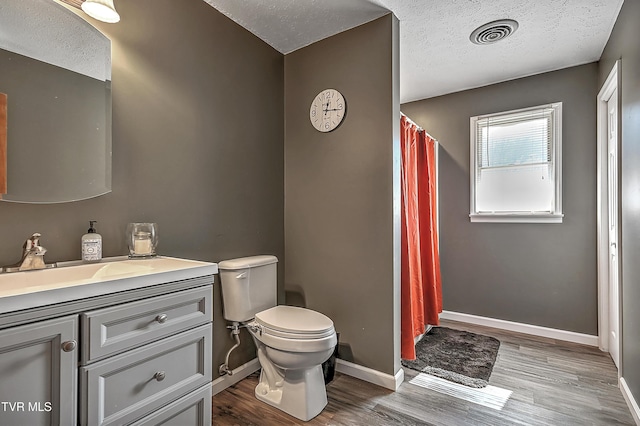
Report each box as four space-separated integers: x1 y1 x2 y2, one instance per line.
0 0 112 203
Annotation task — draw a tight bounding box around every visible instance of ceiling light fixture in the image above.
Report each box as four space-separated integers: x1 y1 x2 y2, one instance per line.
81 0 120 23
470 19 519 45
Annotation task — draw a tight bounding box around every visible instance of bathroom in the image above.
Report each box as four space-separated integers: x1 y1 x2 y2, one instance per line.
1 0 640 424
0 0 399 408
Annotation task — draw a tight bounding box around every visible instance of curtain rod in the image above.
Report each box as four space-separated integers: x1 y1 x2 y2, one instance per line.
401 113 438 143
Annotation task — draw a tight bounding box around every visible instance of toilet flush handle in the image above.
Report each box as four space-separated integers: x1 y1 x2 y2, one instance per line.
236 272 248 279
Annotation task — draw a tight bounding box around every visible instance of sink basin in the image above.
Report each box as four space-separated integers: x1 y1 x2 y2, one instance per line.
0 256 218 314
0 260 152 290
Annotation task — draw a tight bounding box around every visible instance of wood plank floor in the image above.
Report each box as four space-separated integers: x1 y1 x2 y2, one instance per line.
211 320 635 425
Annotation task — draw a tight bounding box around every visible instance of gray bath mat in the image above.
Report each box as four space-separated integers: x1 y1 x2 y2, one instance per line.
402 327 500 388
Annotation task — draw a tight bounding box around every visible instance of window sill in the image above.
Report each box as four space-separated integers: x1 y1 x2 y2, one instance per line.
469 213 564 224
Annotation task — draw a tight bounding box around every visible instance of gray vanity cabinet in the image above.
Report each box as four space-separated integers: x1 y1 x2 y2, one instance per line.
79 285 213 426
0 270 214 426
0 315 78 426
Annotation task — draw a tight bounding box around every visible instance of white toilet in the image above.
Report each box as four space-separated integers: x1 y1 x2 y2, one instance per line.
218 255 337 421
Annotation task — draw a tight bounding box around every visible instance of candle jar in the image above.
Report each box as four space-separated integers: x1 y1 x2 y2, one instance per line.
126 223 158 258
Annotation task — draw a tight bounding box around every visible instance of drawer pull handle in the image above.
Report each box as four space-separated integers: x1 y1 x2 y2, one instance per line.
154 371 166 382
155 314 168 324
61 340 77 352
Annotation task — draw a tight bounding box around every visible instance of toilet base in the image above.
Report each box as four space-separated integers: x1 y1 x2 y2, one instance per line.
254 364 328 421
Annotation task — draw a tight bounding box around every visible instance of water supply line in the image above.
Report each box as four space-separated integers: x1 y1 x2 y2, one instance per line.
219 322 241 376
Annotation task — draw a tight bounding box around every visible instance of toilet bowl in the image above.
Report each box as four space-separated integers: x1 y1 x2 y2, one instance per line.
249 305 337 421
218 256 337 421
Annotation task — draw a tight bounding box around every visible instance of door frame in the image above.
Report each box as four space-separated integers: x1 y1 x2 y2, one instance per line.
596 60 621 367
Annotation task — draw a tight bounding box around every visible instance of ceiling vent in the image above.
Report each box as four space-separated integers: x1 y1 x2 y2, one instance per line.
470 19 519 45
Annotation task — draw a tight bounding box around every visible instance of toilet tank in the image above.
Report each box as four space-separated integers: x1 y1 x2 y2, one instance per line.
218 255 278 322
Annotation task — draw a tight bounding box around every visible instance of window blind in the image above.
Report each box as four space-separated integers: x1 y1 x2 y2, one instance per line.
471 104 561 216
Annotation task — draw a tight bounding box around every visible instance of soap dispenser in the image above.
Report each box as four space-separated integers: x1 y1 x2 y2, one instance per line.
82 221 102 262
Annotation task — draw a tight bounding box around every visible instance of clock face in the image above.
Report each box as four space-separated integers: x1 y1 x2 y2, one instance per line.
310 88 346 132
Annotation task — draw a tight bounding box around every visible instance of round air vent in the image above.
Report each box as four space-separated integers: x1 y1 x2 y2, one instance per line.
470 19 519 45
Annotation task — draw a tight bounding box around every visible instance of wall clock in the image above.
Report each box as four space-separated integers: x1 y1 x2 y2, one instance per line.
309 88 346 132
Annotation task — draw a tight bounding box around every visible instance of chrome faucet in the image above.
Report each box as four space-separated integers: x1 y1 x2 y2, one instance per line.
2 233 56 272
19 233 47 270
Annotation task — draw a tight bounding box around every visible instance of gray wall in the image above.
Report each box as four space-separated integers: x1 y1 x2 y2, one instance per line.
284 14 400 375
402 63 599 335
599 0 640 406
0 0 285 379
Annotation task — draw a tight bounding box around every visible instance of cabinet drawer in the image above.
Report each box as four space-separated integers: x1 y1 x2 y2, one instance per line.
81 286 212 363
80 324 211 426
128 384 211 426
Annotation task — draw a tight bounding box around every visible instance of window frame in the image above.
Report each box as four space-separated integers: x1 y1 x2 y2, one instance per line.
469 102 563 223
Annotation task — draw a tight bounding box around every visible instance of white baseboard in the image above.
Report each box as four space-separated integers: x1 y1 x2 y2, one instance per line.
211 358 261 396
335 358 404 391
210 357 404 395
621 377 640 425
440 311 599 347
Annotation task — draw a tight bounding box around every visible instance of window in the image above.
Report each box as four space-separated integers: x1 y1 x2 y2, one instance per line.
470 103 563 223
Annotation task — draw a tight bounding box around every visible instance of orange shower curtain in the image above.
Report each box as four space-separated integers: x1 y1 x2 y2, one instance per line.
400 115 442 360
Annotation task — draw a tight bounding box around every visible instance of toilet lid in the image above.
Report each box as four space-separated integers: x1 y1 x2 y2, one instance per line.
255 306 335 339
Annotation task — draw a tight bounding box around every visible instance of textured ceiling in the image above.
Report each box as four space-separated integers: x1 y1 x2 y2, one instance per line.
203 0 389 55
204 0 624 103
0 0 110 81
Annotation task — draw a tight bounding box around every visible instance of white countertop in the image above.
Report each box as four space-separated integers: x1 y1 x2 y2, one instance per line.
0 256 218 315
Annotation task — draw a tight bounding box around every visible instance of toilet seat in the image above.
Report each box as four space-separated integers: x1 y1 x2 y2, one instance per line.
250 306 337 353
255 306 335 339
